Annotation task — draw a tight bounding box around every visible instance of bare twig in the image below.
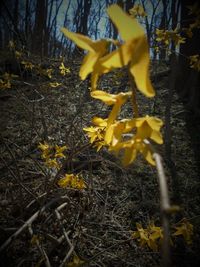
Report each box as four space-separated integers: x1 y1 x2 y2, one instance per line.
54 208 74 267
153 153 171 267
28 224 51 267
0 196 70 252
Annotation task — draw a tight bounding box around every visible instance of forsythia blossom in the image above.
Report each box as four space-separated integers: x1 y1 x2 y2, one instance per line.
38 142 67 169
61 4 163 166
59 62 71 76
58 173 86 189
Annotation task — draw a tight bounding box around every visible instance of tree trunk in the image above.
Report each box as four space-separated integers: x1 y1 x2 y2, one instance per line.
177 0 200 114
32 0 48 57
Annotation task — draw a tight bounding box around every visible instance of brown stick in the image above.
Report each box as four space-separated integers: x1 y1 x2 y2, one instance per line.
153 153 171 267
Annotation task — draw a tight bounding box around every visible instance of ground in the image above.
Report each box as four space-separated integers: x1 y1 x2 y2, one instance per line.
0 55 200 267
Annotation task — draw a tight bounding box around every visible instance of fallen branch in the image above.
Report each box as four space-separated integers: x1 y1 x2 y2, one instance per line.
0 196 70 253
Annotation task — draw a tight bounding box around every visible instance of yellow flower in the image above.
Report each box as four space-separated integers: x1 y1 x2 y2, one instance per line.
49 82 62 87
83 126 104 143
129 4 147 18
132 222 163 251
132 223 149 248
58 174 86 189
83 117 107 151
59 62 71 76
2 72 18 80
38 142 67 168
108 116 163 165
46 68 53 79
104 119 135 145
91 4 155 97
60 27 109 80
21 61 34 70
92 116 107 127
55 145 67 158
46 158 60 169
169 30 186 46
135 116 163 144
91 90 132 125
58 174 72 187
173 218 193 245
114 137 155 166
71 176 86 189
0 79 11 89
67 255 84 267
156 28 185 47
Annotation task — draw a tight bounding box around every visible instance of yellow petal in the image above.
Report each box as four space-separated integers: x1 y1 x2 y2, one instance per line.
61 27 94 52
146 116 163 131
150 130 163 144
91 90 116 105
92 117 107 127
107 103 121 125
80 40 109 80
91 41 134 90
122 146 137 166
107 4 144 41
130 37 155 97
79 52 98 80
104 124 115 144
141 145 155 165
93 41 133 75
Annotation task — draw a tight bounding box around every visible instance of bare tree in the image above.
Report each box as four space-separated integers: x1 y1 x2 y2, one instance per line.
31 0 48 56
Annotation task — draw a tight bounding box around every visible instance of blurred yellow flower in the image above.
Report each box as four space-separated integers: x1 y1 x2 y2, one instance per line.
92 4 155 97
135 116 163 144
61 27 109 80
111 137 155 166
91 90 132 125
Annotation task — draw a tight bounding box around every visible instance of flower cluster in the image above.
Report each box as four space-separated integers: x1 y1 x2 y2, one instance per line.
129 4 147 18
38 142 67 169
132 218 193 251
61 4 163 166
21 61 35 70
0 72 18 90
155 28 186 48
83 116 107 151
58 173 86 189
